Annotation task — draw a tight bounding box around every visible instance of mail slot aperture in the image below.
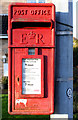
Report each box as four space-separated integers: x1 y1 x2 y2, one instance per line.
12 22 52 28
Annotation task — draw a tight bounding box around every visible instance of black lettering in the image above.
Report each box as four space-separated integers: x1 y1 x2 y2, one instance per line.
30 10 34 15
28 64 33 66
18 10 21 15
21 10 24 15
25 10 28 15
35 10 37 15
37 10 41 15
14 10 17 15
48 10 51 15
44 10 46 15
42 10 44 15
28 84 33 86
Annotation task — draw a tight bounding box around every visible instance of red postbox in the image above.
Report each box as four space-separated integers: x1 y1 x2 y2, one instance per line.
8 3 55 115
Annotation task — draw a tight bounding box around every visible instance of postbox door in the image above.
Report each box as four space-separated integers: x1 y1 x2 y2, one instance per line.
12 48 44 110
12 47 54 114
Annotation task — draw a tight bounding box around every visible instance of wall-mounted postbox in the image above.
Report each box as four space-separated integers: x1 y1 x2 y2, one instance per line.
8 3 55 115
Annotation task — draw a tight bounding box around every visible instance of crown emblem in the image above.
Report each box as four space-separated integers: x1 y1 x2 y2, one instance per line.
28 31 36 39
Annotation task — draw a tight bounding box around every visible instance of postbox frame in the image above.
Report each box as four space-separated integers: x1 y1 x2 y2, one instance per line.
8 3 55 115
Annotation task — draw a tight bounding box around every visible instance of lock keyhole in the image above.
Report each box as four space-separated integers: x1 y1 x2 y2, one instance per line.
17 77 19 82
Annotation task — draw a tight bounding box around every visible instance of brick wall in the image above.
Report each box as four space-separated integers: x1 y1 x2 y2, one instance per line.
0 0 27 14
0 0 52 14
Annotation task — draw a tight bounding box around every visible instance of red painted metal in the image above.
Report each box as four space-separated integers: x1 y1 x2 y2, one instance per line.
8 3 55 115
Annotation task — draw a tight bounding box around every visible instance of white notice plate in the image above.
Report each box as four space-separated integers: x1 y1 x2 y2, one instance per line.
22 58 41 95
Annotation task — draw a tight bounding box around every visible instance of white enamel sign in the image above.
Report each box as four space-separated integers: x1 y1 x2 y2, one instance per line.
22 59 41 94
